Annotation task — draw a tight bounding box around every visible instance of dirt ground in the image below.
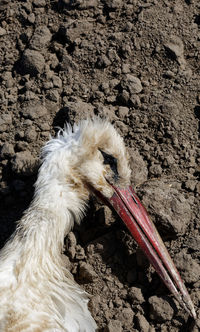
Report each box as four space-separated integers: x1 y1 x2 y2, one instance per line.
0 0 200 331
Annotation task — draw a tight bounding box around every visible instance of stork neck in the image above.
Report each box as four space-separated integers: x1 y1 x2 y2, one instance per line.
13 172 87 272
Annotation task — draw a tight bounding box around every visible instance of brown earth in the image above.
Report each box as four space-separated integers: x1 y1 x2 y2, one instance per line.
0 0 200 331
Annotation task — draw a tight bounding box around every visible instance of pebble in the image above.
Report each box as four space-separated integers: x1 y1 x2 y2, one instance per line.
21 49 45 75
148 296 174 322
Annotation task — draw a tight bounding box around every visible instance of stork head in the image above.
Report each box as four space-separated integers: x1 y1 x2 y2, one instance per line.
42 117 196 319
67 118 131 199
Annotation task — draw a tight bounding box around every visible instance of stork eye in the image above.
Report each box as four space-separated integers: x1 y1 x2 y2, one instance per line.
99 149 119 181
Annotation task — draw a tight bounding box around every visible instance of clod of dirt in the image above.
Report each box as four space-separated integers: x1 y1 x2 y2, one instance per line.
21 101 48 120
78 261 98 283
140 181 191 237
148 295 174 322
135 313 152 332
128 286 145 304
118 106 129 119
20 49 45 75
105 319 122 332
60 51 79 72
11 151 37 176
106 0 122 10
66 231 77 259
121 74 143 95
164 35 186 68
29 26 52 51
0 112 12 132
174 250 200 284
0 143 15 159
129 148 148 186
0 27 6 36
59 99 94 124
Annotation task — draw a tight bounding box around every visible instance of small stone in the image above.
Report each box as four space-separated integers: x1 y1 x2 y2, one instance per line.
148 296 174 322
21 49 45 75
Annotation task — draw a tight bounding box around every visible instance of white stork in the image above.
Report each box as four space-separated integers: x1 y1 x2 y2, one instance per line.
0 118 196 331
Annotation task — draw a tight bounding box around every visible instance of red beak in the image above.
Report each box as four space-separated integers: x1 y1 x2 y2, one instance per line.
108 185 196 319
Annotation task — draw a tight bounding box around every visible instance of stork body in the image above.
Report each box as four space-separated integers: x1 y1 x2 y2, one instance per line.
0 118 196 331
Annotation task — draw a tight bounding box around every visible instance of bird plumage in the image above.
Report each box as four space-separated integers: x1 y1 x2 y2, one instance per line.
0 118 131 332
